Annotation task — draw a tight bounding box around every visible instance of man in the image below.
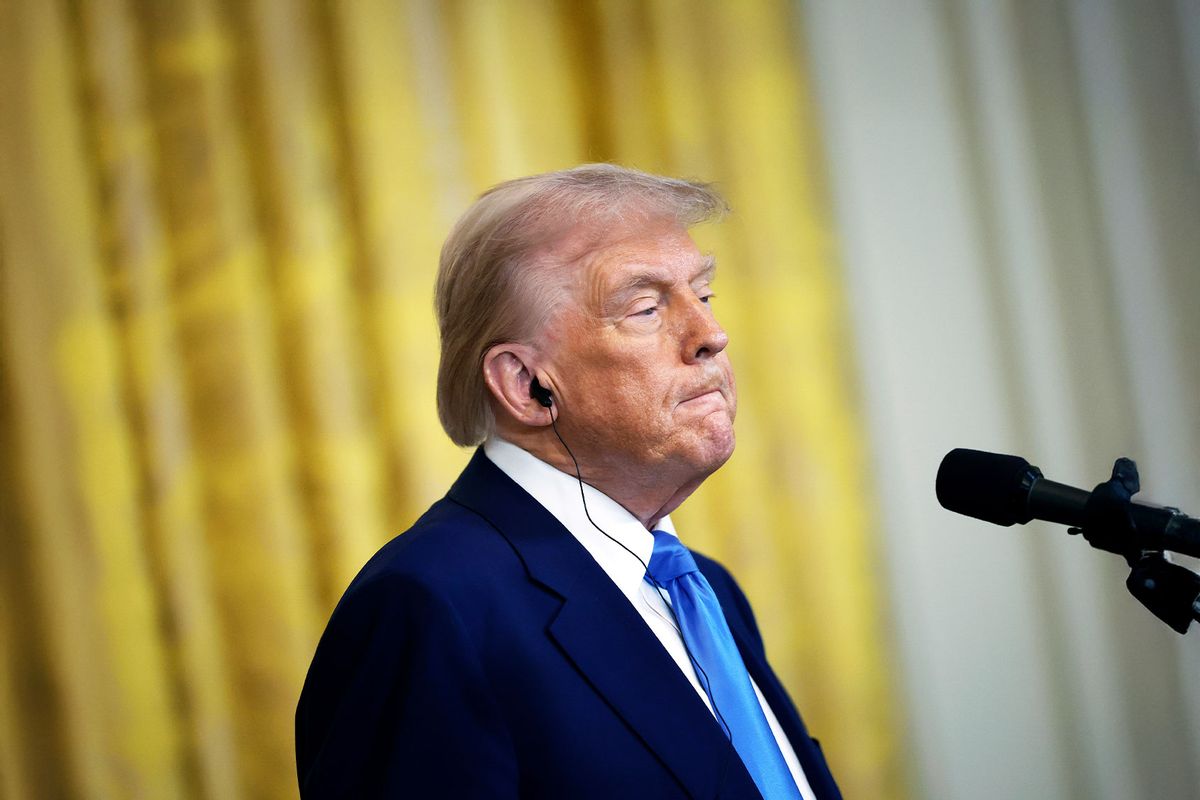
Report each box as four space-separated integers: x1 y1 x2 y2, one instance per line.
296 164 841 799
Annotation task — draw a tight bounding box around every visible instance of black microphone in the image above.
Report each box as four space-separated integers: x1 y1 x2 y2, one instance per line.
936 448 1200 559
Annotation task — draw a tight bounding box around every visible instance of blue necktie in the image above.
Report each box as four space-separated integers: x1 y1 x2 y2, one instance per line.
645 530 802 800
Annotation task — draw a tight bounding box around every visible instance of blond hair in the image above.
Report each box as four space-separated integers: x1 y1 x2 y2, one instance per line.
434 163 728 446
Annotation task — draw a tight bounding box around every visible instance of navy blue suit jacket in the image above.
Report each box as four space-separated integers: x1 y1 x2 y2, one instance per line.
296 449 841 799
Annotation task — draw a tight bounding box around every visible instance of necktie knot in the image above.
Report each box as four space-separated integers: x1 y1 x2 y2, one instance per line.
646 529 699 585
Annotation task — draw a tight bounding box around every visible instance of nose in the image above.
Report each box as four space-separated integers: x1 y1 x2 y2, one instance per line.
681 298 729 364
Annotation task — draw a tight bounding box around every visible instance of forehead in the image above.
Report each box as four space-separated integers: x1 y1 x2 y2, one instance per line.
576 220 710 289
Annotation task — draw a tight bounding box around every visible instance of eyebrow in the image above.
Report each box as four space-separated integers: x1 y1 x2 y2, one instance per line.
605 254 718 301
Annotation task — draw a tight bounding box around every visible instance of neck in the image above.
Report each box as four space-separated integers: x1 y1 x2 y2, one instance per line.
498 426 700 529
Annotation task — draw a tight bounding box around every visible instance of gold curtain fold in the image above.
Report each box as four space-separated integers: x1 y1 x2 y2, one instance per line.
73 1 240 797
317 0 470 519
0 0 904 797
1 2 184 796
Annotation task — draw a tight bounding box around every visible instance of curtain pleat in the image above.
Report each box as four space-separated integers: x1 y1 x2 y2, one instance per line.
0 1 185 796
73 0 241 796
131 1 320 795
0 1 903 796
225 0 388 612
319 0 470 525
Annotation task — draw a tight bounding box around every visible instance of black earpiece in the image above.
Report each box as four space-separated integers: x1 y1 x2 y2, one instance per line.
530 376 554 408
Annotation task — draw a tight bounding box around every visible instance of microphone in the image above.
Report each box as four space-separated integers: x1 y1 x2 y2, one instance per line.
936 448 1200 559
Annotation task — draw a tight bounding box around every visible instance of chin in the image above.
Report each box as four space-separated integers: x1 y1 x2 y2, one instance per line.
687 418 736 475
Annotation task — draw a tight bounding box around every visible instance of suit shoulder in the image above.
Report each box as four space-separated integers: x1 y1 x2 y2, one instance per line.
345 496 524 601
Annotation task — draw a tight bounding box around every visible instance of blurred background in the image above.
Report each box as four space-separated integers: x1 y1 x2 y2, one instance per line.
0 0 1196 798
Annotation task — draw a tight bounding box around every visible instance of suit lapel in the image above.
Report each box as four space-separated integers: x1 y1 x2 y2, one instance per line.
721 609 841 800
549 575 754 798
447 450 760 799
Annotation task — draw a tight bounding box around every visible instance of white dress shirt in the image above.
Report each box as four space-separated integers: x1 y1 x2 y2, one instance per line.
483 437 817 800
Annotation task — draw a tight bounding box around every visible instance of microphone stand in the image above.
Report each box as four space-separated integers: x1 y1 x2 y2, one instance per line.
1067 458 1200 634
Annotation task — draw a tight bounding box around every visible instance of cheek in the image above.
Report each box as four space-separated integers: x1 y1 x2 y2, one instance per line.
607 369 670 428
572 357 643 404
575 347 665 400
583 365 673 442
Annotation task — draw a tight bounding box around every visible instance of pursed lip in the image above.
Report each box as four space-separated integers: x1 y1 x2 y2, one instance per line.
676 387 726 408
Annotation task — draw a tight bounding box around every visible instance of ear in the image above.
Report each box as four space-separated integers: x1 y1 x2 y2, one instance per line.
482 343 553 427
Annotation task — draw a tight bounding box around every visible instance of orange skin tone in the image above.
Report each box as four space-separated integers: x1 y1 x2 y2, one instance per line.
483 216 737 529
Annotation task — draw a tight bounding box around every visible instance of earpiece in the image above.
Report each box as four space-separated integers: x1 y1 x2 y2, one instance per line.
530 376 554 409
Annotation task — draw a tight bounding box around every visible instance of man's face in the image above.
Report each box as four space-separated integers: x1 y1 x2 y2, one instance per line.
543 217 737 486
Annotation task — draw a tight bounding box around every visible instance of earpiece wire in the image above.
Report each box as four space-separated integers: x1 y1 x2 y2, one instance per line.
546 403 735 787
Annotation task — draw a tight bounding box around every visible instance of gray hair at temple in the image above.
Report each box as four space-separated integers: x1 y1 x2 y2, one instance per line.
435 163 729 447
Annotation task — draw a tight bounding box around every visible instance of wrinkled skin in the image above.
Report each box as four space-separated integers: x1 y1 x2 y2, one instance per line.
485 216 737 528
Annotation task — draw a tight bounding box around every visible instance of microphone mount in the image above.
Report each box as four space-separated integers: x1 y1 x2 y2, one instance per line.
1067 457 1200 634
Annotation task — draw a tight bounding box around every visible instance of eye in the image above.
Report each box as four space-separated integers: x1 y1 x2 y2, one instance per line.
700 293 715 305
630 304 659 318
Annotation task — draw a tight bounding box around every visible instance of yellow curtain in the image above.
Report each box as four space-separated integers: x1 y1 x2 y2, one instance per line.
0 0 903 797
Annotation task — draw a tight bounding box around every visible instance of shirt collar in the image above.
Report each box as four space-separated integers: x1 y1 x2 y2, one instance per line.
482 436 678 607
